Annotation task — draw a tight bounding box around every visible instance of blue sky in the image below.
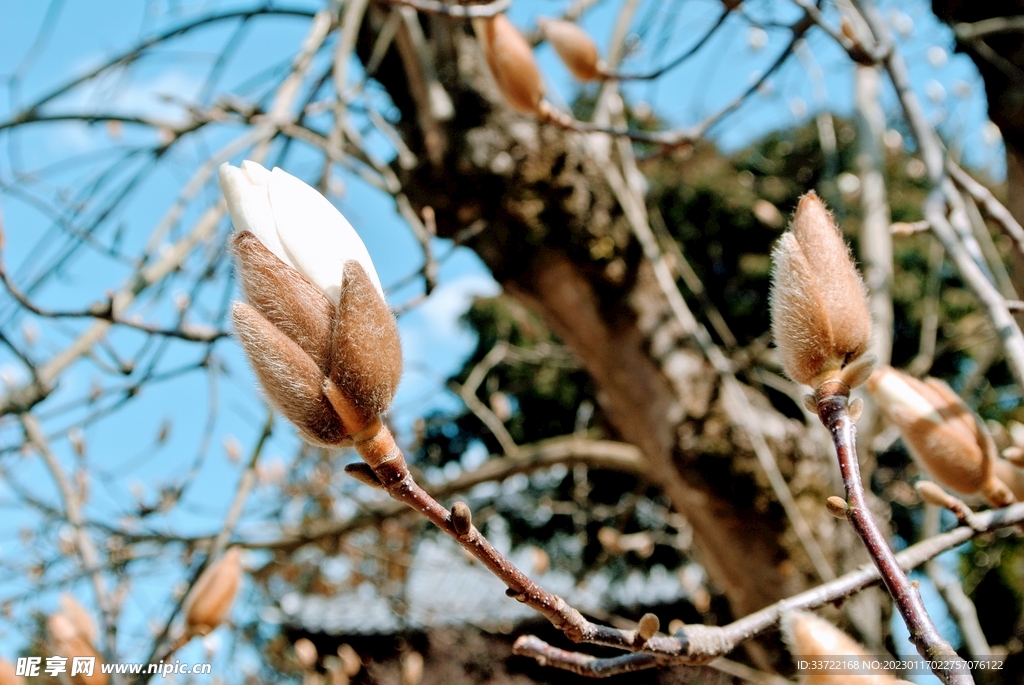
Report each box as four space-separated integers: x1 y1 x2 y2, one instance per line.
0 0 1008 676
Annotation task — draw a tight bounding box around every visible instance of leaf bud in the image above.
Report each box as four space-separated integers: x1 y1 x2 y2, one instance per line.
637 613 660 641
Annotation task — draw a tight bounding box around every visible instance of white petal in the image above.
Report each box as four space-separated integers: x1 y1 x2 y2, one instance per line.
873 371 944 425
218 162 292 267
267 167 384 302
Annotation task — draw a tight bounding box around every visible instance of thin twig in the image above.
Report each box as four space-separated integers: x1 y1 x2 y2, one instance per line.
815 386 970 685
375 0 511 18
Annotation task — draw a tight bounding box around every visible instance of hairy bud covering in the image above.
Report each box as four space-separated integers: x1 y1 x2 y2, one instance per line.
184 547 242 637
769 192 872 388
538 18 602 81
478 14 544 113
221 161 402 444
868 367 1018 506
782 611 898 684
48 614 107 685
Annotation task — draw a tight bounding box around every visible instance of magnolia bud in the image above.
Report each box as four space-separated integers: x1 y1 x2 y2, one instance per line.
0 659 23 685
48 614 107 685
782 611 898 684
537 18 602 81
769 192 873 389
868 367 1015 507
184 547 242 637
477 14 544 113
60 595 97 647
221 162 402 445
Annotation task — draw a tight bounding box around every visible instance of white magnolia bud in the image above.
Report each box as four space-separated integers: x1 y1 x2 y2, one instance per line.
221 161 403 443
219 161 383 302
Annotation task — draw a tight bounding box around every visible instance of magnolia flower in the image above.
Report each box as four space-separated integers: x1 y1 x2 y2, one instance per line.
868 366 1018 506
782 611 900 685
220 161 402 445
475 14 545 113
769 191 873 390
538 18 602 81
184 547 242 637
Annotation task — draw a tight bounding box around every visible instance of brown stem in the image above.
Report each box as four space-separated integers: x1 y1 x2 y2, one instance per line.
353 418 617 644
816 385 973 685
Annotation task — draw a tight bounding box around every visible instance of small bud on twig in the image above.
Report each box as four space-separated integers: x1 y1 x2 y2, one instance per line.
769 192 873 392
344 462 384 489
869 366 1016 507
451 501 473 536
825 496 849 519
184 547 242 637
637 613 660 641
476 14 545 113
537 18 603 81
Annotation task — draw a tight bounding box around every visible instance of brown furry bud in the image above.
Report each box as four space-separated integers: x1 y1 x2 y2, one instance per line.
538 18 602 81
637 613 660 641
232 302 347 446
868 367 1016 507
184 547 242 637
478 14 544 113
451 501 473 536
48 614 107 685
232 231 334 369
329 261 403 423
0 659 21 685
769 192 872 389
782 611 898 684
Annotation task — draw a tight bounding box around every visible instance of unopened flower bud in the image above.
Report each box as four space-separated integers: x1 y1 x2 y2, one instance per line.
476 14 545 113
537 18 602 81
868 367 1015 507
59 595 97 647
184 547 242 637
782 610 898 684
221 162 402 445
48 614 107 685
769 192 873 390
